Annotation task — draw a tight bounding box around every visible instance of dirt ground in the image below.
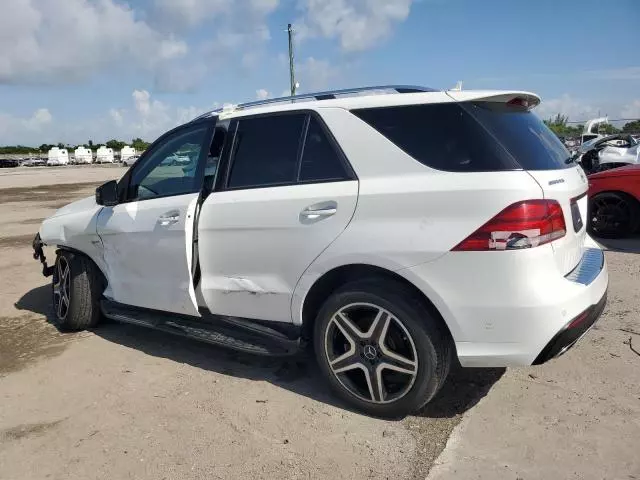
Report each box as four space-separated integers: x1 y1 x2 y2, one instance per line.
0 166 638 480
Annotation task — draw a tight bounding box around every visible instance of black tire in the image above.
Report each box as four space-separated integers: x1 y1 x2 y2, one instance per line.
52 251 102 331
589 192 640 238
313 279 452 418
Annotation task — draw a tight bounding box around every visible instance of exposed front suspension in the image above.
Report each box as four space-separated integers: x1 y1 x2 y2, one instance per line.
32 233 55 277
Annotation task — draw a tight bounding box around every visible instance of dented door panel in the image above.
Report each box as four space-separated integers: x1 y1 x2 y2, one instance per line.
197 181 358 323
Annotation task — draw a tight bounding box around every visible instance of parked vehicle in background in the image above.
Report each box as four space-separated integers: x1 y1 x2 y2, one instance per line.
21 157 47 167
122 154 139 166
0 158 20 168
47 147 70 166
32 85 608 417
164 154 192 165
578 134 639 174
588 164 640 237
74 147 93 164
581 117 608 144
120 146 136 164
96 146 115 163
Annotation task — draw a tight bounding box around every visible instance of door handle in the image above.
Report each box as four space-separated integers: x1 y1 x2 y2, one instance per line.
300 201 337 221
158 211 180 226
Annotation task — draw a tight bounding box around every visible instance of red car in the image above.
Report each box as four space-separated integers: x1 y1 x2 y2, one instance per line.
588 164 640 237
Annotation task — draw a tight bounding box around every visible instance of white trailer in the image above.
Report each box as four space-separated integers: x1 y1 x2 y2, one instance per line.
47 147 70 166
120 146 136 164
96 146 115 163
74 147 93 164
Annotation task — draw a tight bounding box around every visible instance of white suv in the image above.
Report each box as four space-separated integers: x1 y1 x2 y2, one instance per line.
32 86 608 417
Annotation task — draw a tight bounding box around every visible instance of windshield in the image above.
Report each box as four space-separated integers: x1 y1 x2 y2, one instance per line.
464 102 572 170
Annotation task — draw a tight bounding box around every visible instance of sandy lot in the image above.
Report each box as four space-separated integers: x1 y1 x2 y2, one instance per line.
0 166 638 480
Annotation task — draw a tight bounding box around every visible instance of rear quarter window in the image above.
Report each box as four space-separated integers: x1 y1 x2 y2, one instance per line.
352 103 518 172
464 102 572 171
352 102 572 172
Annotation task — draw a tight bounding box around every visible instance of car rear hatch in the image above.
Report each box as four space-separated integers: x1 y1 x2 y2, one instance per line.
449 92 589 275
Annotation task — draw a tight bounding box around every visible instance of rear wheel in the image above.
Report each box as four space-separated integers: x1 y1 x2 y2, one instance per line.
52 251 102 330
589 192 639 237
313 280 451 418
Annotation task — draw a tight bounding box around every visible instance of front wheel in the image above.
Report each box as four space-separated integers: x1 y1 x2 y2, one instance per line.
313 280 451 418
52 251 102 330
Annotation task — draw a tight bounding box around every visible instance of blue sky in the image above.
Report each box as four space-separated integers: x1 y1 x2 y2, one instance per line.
1 0 638 146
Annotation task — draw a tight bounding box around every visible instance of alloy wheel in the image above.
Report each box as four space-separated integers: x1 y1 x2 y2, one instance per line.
324 303 418 404
53 256 71 320
591 195 632 235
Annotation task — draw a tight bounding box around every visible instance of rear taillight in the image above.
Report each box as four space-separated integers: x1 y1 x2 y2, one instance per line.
452 200 566 251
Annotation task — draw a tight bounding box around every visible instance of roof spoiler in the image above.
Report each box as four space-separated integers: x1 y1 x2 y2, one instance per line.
446 90 541 109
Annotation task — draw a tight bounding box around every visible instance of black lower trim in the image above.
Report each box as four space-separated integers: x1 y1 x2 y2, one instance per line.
198 307 301 341
101 299 301 356
533 290 607 365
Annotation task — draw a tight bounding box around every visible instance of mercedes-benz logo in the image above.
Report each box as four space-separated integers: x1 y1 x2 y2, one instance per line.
363 344 377 360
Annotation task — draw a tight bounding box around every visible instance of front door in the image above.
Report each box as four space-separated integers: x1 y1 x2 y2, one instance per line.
97 123 212 316
197 112 359 324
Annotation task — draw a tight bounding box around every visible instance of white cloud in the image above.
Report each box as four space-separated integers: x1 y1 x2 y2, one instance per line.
109 109 124 127
297 57 340 91
535 94 601 123
295 0 414 51
151 0 232 31
256 89 270 100
0 90 222 145
151 0 277 54
0 0 188 85
111 90 224 141
621 99 640 119
0 108 53 144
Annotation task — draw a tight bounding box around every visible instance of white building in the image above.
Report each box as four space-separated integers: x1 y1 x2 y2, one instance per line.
96 146 115 163
74 147 93 164
47 147 70 166
120 146 136 164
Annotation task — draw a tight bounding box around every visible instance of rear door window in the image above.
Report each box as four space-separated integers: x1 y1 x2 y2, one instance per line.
227 114 305 188
299 116 349 182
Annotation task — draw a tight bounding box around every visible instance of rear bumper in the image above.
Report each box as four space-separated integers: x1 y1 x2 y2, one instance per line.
400 235 609 367
533 289 607 364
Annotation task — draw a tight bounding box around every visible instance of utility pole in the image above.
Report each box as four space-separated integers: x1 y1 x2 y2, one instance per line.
287 23 296 96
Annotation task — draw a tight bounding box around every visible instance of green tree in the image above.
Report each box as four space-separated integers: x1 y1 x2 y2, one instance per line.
622 120 640 133
544 114 582 138
599 123 620 135
105 139 126 150
131 137 150 152
88 139 94 148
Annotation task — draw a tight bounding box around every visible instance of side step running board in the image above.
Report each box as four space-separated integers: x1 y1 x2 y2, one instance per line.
101 300 301 356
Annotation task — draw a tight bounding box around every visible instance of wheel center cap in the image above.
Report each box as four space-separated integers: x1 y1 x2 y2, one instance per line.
363 344 377 360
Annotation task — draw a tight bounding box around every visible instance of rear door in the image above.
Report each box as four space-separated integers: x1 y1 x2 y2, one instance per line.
197 111 358 323
460 100 589 274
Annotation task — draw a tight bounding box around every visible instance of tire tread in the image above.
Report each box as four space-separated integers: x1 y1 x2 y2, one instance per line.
54 251 102 330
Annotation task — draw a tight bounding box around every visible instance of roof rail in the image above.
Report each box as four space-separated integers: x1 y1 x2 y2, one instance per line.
192 85 436 121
